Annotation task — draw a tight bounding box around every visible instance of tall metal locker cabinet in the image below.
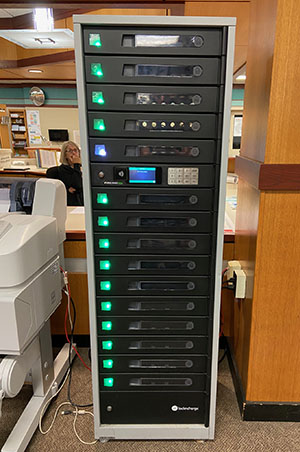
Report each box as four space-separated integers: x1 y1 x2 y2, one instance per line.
74 15 235 441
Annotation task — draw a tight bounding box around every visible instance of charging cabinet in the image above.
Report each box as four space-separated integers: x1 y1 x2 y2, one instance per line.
74 15 235 441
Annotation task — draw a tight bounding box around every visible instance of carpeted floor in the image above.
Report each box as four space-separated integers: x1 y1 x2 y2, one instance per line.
0 349 299 452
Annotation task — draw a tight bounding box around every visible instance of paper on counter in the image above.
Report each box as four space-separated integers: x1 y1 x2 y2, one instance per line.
70 207 85 214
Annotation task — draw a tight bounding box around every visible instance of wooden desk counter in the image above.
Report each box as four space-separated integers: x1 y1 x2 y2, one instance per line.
0 167 47 178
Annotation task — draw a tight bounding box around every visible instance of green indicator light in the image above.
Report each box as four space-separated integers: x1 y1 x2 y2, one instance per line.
92 91 105 105
100 260 111 270
97 193 108 204
91 63 103 77
89 33 102 47
98 216 109 227
101 301 112 311
100 281 111 291
102 340 113 350
103 359 114 369
94 119 106 132
102 320 112 330
99 239 110 249
103 377 114 387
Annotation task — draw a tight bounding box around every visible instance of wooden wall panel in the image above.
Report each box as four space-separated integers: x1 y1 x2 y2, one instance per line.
51 272 90 335
15 47 73 60
247 192 300 401
233 178 260 388
85 8 167 16
223 242 234 261
64 241 86 259
0 104 10 148
264 0 300 164
240 0 278 163
185 1 250 73
185 1 250 46
234 44 248 73
0 38 17 62
222 242 235 337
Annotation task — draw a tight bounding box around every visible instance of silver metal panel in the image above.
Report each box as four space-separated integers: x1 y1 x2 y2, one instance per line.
64 258 87 273
207 25 235 439
86 424 209 440
1 343 73 452
73 14 236 27
74 15 236 441
74 23 101 435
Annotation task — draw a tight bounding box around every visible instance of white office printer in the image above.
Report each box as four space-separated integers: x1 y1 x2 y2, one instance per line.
0 178 70 452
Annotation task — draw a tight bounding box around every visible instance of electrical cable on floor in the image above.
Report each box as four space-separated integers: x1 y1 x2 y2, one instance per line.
66 295 93 408
72 408 98 445
39 267 96 445
38 372 70 435
60 267 91 371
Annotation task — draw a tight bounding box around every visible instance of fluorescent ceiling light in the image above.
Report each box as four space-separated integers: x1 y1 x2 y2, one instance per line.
28 69 43 73
236 75 246 81
33 8 54 32
0 29 74 49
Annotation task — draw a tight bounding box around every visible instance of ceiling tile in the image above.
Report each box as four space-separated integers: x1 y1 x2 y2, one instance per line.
2 9 33 17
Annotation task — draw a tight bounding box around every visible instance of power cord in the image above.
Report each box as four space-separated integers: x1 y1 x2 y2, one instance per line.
67 295 93 408
39 267 96 445
39 372 70 435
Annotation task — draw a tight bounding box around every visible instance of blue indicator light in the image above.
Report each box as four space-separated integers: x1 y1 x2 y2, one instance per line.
95 145 107 157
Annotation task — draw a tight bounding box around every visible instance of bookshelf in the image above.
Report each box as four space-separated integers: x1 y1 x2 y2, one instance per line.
8 108 29 155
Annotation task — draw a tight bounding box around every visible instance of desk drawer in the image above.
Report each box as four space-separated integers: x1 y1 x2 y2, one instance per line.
95 255 210 275
98 317 208 335
92 187 215 211
83 27 224 56
86 85 222 113
92 211 213 233
89 138 220 164
96 276 210 296
85 56 223 85
88 112 220 139
94 233 211 254
97 296 210 317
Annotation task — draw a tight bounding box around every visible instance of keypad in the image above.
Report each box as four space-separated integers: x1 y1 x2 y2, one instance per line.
168 167 199 185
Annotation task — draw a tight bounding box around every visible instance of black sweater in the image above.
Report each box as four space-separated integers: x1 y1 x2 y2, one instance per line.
46 164 83 206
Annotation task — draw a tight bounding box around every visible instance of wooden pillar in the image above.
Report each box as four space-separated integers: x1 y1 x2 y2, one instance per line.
231 0 300 421
0 105 11 149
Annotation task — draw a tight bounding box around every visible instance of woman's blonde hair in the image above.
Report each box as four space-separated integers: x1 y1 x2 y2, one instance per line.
60 141 80 165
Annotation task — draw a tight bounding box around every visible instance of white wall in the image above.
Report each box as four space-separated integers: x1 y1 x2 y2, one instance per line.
25 107 80 147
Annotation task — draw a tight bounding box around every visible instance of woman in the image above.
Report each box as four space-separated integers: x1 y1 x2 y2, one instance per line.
46 141 83 206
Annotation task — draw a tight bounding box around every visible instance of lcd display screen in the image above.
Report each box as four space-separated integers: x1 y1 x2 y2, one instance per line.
129 167 156 184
